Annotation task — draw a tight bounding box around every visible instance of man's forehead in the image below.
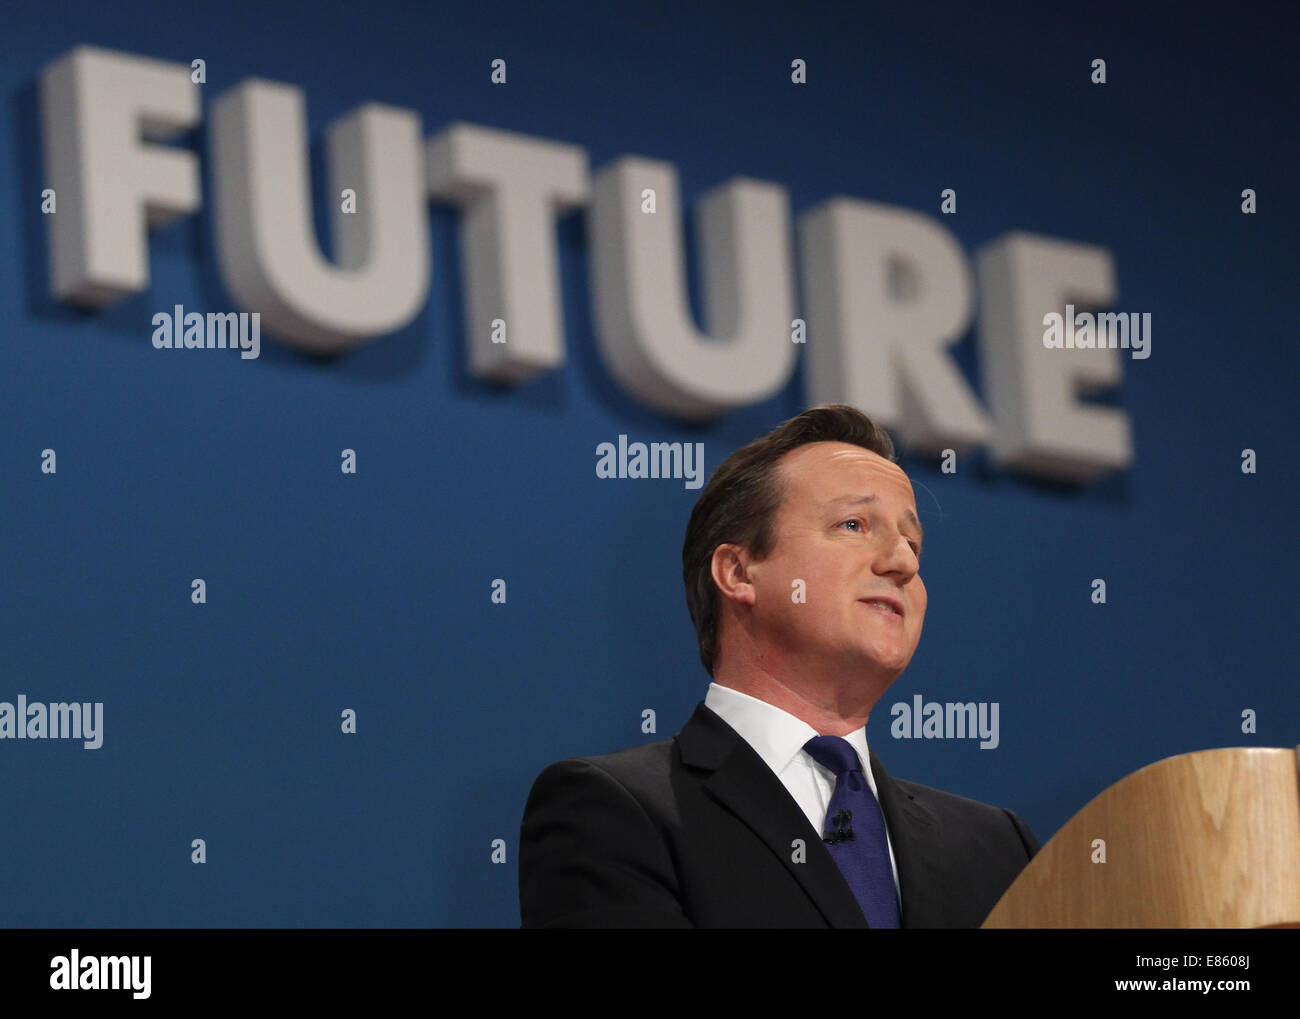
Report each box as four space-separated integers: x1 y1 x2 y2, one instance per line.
774 442 919 531
780 441 913 494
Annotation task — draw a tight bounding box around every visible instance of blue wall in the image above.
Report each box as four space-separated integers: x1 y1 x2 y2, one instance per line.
1 0 1295 926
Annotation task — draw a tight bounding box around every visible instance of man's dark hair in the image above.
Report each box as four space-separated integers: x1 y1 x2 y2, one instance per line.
682 403 896 677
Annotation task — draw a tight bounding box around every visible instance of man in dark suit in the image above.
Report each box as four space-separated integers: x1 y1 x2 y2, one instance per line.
519 404 1040 928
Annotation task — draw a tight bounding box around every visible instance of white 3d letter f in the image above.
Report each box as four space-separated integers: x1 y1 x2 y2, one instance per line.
41 46 201 305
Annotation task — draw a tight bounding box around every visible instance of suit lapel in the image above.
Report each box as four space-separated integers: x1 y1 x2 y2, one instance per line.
867 748 945 928
677 702 869 928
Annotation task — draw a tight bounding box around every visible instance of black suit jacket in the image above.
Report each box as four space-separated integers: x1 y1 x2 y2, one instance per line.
519 701 1039 928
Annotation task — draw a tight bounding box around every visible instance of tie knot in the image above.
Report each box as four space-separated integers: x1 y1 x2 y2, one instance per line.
804 735 862 778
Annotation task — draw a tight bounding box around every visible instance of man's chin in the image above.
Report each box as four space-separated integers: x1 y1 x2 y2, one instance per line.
827 657 900 691
853 651 911 689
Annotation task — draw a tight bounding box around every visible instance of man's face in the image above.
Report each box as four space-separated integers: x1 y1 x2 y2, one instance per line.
745 442 927 685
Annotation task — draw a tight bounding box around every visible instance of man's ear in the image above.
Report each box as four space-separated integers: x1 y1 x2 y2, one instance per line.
711 543 757 607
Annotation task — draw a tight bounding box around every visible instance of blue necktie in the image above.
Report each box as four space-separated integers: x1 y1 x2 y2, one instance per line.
803 735 901 928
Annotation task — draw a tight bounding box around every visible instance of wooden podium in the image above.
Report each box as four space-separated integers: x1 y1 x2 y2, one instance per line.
982 747 1300 928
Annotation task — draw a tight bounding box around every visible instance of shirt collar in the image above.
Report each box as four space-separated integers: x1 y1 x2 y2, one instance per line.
705 681 873 777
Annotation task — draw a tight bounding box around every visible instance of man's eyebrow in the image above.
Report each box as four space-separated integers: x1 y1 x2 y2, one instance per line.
825 494 924 544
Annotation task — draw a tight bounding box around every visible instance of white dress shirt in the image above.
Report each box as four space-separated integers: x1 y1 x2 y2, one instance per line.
704 681 902 906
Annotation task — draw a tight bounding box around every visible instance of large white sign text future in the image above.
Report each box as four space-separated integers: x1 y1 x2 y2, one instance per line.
40 46 1133 482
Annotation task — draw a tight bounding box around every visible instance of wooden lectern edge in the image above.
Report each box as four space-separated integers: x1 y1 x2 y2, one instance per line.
979 745 1300 929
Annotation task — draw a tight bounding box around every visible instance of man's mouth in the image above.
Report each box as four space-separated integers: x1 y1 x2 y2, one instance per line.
859 597 904 619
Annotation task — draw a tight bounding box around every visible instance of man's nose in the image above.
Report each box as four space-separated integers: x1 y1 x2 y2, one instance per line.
875 534 919 578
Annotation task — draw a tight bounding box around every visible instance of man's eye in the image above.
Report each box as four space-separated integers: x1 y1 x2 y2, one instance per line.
840 519 920 558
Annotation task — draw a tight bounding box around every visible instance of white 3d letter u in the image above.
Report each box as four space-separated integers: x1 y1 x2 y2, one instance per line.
210 80 429 354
